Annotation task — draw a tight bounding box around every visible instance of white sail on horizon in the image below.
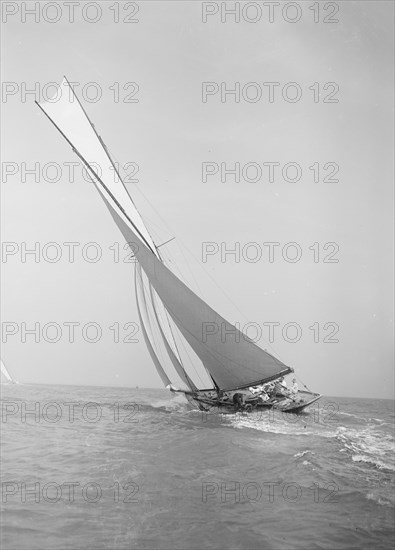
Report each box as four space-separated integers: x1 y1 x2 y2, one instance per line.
1 359 17 384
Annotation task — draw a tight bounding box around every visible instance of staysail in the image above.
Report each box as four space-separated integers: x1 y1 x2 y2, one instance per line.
36 80 291 391
135 266 172 387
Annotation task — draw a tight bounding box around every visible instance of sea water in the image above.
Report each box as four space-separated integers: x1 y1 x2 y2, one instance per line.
1 384 394 549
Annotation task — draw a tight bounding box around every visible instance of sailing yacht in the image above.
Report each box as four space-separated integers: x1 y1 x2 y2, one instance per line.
36 77 321 414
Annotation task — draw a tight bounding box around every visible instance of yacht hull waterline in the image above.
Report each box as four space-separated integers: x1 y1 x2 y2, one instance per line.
171 387 321 414
36 78 321 415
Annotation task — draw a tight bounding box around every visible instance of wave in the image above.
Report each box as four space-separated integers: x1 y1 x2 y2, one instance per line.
229 414 327 437
294 449 314 458
336 410 389 427
149 393 190 411
352 454 394 471
365 491 394 507
336 426 395 472
336 410 366 421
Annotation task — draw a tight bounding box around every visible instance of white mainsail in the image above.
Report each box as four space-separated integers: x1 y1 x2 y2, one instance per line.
37 80 291 392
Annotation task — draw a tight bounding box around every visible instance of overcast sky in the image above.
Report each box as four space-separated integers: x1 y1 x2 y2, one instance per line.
1 1 394 398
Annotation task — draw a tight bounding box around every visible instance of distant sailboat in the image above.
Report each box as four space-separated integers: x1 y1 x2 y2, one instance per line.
1 359 18 385
36 77 321 413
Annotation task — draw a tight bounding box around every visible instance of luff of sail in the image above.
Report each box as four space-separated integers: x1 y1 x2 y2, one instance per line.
36 82 292 392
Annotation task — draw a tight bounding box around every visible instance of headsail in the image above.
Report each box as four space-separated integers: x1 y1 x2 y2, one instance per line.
37 81 292 392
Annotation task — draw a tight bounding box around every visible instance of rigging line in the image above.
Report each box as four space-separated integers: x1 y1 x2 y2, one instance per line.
133 211 205 300
105 162 205 296
138 215 172 240
96 146 205 300
157 237 176 249
169 239 205 298
158 245 204 298
295 373 313 393
150 219 205 297
147 226 206 302
62 76 160 258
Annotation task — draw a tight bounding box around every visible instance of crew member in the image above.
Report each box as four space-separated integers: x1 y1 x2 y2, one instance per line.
290 378 299 395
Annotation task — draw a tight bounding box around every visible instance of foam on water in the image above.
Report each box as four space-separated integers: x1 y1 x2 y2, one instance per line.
149 393 189 411
1 385 394 550
294 449 313 458
366 492 394 507
336 426 395 472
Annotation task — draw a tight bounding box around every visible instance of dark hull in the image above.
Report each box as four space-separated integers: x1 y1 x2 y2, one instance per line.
178 389 321 414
